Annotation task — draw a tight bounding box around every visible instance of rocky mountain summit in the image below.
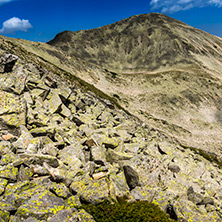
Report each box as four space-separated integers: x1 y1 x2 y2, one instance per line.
0 46 222 221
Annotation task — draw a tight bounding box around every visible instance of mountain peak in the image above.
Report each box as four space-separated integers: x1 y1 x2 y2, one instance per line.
48 13 222 74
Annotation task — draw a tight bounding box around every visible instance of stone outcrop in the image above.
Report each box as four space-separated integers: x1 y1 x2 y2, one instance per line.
0 52 222 221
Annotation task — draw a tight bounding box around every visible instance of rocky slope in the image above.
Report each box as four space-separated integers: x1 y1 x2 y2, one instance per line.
47 13 222 157
0 42 222 221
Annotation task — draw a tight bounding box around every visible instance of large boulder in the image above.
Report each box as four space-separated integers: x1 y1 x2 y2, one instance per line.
16 190 65 220
0 91 26 127
0 54 18 73
123 165 139 190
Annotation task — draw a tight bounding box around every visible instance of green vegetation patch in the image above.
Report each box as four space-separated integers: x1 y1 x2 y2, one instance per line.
82 200 173 222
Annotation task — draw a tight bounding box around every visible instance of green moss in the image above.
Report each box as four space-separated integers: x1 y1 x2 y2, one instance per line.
81 200 173 222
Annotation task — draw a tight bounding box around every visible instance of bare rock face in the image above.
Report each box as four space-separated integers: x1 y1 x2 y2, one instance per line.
0 50 222 222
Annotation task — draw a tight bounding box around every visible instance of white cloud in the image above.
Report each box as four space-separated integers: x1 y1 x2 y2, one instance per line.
150 0 222 13
0 17 32 34
0 0 13 6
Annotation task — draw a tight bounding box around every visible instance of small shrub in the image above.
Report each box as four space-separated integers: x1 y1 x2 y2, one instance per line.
82 200 173 222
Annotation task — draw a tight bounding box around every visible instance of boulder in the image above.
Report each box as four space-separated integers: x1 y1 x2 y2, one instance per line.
47 209 75 222
67 195 81 208
19 154 59 168
123 165 139 190
109 172 129 199
43 90 62 114
49 182 69 198
0 178 7 195
12 125 34 154
0 54 18 73
0 165 18 182
17 190 65 220
106 149 133 163
70 177 109 205
91 146 106 165
0 91 26 127
77 209 95 222
58 146 83 172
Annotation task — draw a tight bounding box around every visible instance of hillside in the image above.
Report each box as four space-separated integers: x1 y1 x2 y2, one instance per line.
1 13 222 221
48 13 222 156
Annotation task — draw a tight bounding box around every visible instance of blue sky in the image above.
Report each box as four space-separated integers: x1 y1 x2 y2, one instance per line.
0 0 222 42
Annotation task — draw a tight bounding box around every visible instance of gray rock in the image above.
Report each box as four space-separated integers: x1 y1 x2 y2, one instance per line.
17 190 65 220
0 91 26 127
70 177 109 205
77 209 95 221
0 141 13 155
18 165 33 181
0 178 7 195
106 149 133 163
58 145 83 172
47 209 74 222
91 146 106 165
19 154 59 168
12 125 34 154
43 90 62 114
168 164 180 173
123 165 139 190
49 182 69 198
0 165 18 182
0 54 18 73
187 186 204 205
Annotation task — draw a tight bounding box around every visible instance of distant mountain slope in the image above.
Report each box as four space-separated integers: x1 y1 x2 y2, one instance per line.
48 13 222 156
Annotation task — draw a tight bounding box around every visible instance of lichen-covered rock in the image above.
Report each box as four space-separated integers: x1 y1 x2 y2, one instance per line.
67 195 81 208
0 210 10 222
0 153 17 166
43 89 62 114
18 165 33 181
43 163 75 186
58 145 84 171
70 177 109 205
0 141 12 155
77 209 95 222
106 149 133 163
19 154 59 168
0 201 17 212
0 49 222 221
47 209 75 222
90 146 106 165
16 190 65 220
0 165 18 182
49 182 69 198
109 172 129 199
0 179 7 196
0 91 26 127
12 125 34 154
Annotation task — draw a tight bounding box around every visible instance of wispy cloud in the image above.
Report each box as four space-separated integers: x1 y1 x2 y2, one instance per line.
0 0 14 6
0 17 32 34
150 0 222 13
